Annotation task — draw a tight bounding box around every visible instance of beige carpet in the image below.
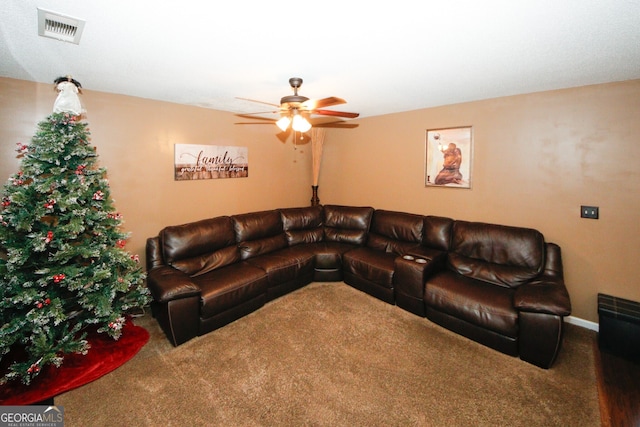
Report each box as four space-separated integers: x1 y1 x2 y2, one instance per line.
57 282 599 426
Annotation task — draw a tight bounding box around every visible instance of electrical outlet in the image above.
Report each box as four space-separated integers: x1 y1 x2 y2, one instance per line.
581 206 599 219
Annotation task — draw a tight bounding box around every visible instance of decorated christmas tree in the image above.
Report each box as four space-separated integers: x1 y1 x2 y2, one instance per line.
0 77 150 385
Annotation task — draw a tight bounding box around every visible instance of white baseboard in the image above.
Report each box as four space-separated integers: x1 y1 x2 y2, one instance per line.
566 315 599 332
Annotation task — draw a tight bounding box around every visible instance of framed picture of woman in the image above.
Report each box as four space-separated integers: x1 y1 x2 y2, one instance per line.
425 126 473 189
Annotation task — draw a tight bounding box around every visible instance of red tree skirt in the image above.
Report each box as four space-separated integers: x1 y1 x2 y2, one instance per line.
0 319 149 405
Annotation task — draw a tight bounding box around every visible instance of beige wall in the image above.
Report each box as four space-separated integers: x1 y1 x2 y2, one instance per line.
321 79 640 323
2 77 639 323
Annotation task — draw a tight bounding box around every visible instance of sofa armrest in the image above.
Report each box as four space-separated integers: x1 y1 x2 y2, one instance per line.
146 265 201 303
514 279 571 316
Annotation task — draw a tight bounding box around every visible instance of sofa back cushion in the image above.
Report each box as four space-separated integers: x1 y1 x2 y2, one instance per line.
423 216 454 251
279 205 324 246
449 220 545 288
367 210 424 254
160 216 239 277
323 205 374 245
232 210 287 260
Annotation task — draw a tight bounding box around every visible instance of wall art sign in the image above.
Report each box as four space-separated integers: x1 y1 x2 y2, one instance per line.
174 144 248 181
425 126 473 189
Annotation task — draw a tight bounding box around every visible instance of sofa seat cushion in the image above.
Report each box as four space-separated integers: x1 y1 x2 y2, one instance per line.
343 247 397 287
316 242 360 263
193 262 268 319
426 270 518 338
272 246 316 276
246 254 302 286
315 251 342 270
276 245 316 264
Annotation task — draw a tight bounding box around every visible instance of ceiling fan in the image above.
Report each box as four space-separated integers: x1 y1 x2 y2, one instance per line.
236 77 359 132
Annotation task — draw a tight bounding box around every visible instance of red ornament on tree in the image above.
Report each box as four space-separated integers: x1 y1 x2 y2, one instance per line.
15 142 29 154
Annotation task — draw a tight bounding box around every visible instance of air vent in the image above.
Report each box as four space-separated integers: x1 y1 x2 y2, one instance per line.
37 8 85 45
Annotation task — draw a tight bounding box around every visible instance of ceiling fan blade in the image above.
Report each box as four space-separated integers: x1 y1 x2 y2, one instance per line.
309 117 342 125
312 109 360 119
314 122 359 128
308 117 359 128
235 114 278 121
276 129 293 143
302 96 346 110
236 97 280 108
235 122 277 125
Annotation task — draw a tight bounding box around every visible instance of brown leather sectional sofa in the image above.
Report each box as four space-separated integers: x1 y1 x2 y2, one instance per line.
146 204 571 368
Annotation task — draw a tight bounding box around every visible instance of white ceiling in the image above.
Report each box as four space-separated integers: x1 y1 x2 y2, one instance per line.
2 1 639 120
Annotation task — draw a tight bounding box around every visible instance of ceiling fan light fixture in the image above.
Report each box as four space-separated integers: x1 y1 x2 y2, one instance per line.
292 115 311 132
276 116 291 131
238 77 358 134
